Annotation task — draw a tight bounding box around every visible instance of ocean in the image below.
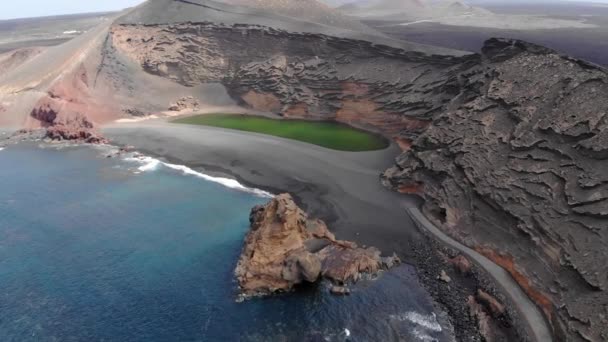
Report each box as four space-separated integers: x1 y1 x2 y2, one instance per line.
0 143 453 342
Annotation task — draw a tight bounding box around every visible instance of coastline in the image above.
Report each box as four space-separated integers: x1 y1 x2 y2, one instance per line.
0 120 538 341
408 208 552 342
101 121 527 341
102 122 424 255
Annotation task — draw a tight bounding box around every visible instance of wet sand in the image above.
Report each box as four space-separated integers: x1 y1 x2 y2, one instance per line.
103 121 424 258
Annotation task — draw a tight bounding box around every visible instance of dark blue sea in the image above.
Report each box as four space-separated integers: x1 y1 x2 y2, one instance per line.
0 144 453 342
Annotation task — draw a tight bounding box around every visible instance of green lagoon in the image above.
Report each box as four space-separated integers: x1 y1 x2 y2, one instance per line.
173 114 389 152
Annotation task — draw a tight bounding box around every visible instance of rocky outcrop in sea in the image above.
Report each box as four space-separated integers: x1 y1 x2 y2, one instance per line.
235 194 400 297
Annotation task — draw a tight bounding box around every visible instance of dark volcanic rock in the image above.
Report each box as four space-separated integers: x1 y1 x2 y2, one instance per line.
383 38 608 342
234 194 400 297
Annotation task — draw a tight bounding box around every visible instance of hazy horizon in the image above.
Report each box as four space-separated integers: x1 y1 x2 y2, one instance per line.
2 0 608 20
0 0 145 20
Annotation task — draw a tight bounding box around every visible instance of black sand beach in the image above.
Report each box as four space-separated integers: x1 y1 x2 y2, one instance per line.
103 122 423 256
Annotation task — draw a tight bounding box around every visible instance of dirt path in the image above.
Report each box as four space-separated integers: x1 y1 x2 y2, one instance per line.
406 207 553 342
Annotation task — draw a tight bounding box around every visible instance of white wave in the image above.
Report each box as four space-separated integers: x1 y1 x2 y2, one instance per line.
63 30 82 35
124 155 273 198
412 328 439 342
130 156 161 172
390 312 442 332
0 147 4 151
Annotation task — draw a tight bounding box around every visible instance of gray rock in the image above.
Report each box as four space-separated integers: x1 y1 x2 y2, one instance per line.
330 285 351 296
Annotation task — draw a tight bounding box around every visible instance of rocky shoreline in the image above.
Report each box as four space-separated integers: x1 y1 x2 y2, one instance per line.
103 124 530 342
234 192 530 341
410 224 531 342
234 194 401 298
1 125 533 341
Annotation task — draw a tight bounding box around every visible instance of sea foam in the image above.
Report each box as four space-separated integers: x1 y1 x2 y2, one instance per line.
124 154 273 198
389 312 442 341
397 312 442 332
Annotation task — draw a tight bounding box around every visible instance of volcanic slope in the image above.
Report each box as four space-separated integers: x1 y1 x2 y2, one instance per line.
1 3 607 340
382 39 608 342
0 0 467 134
116 0 462 53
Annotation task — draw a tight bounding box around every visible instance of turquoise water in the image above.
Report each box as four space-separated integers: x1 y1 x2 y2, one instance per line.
0 144 452 342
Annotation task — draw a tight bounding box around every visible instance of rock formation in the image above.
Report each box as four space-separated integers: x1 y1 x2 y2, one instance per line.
235 194 400 296
382 39 608 341
168 96 200 112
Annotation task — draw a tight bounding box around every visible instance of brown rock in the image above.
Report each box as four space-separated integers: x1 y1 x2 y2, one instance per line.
168 96 200 112
467 296 495 342
477 290 506 318
449 255 472 275
235 194 397 297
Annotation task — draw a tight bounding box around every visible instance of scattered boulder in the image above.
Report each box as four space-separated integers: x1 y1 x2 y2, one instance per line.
123 108 147 117
476 290 506 318
234 194 400 297
439 270 452 283
168 96 200 112
330 285 351 296
449 255 472 275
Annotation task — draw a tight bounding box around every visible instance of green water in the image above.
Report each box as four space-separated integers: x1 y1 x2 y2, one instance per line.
173 114 389 152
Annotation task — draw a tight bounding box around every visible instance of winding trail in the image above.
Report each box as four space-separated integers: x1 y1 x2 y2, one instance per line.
406 207 553 342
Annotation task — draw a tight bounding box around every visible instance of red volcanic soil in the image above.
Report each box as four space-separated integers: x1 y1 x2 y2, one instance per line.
476 246 554 323
0 47 44 75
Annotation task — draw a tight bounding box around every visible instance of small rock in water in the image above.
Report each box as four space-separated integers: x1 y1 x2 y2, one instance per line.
381 253 401 269
439 270 452 283
330 285 351 296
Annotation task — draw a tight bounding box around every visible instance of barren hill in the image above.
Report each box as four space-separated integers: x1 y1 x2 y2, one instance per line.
221 0 375 33
117 0 460 53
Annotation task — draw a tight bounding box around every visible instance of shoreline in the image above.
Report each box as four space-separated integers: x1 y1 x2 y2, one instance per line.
102 122 424 254
1 122 532 341
408 208 552 342
101 121 526 341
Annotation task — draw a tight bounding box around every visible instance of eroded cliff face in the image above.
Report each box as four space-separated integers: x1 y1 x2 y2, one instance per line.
383 39 608 342
109 22 474 142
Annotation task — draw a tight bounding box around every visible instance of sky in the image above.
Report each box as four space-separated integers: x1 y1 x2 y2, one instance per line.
0 0 146 20
2 0 608 20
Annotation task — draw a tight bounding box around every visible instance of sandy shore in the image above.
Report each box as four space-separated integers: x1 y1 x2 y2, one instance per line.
103 121 424 256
